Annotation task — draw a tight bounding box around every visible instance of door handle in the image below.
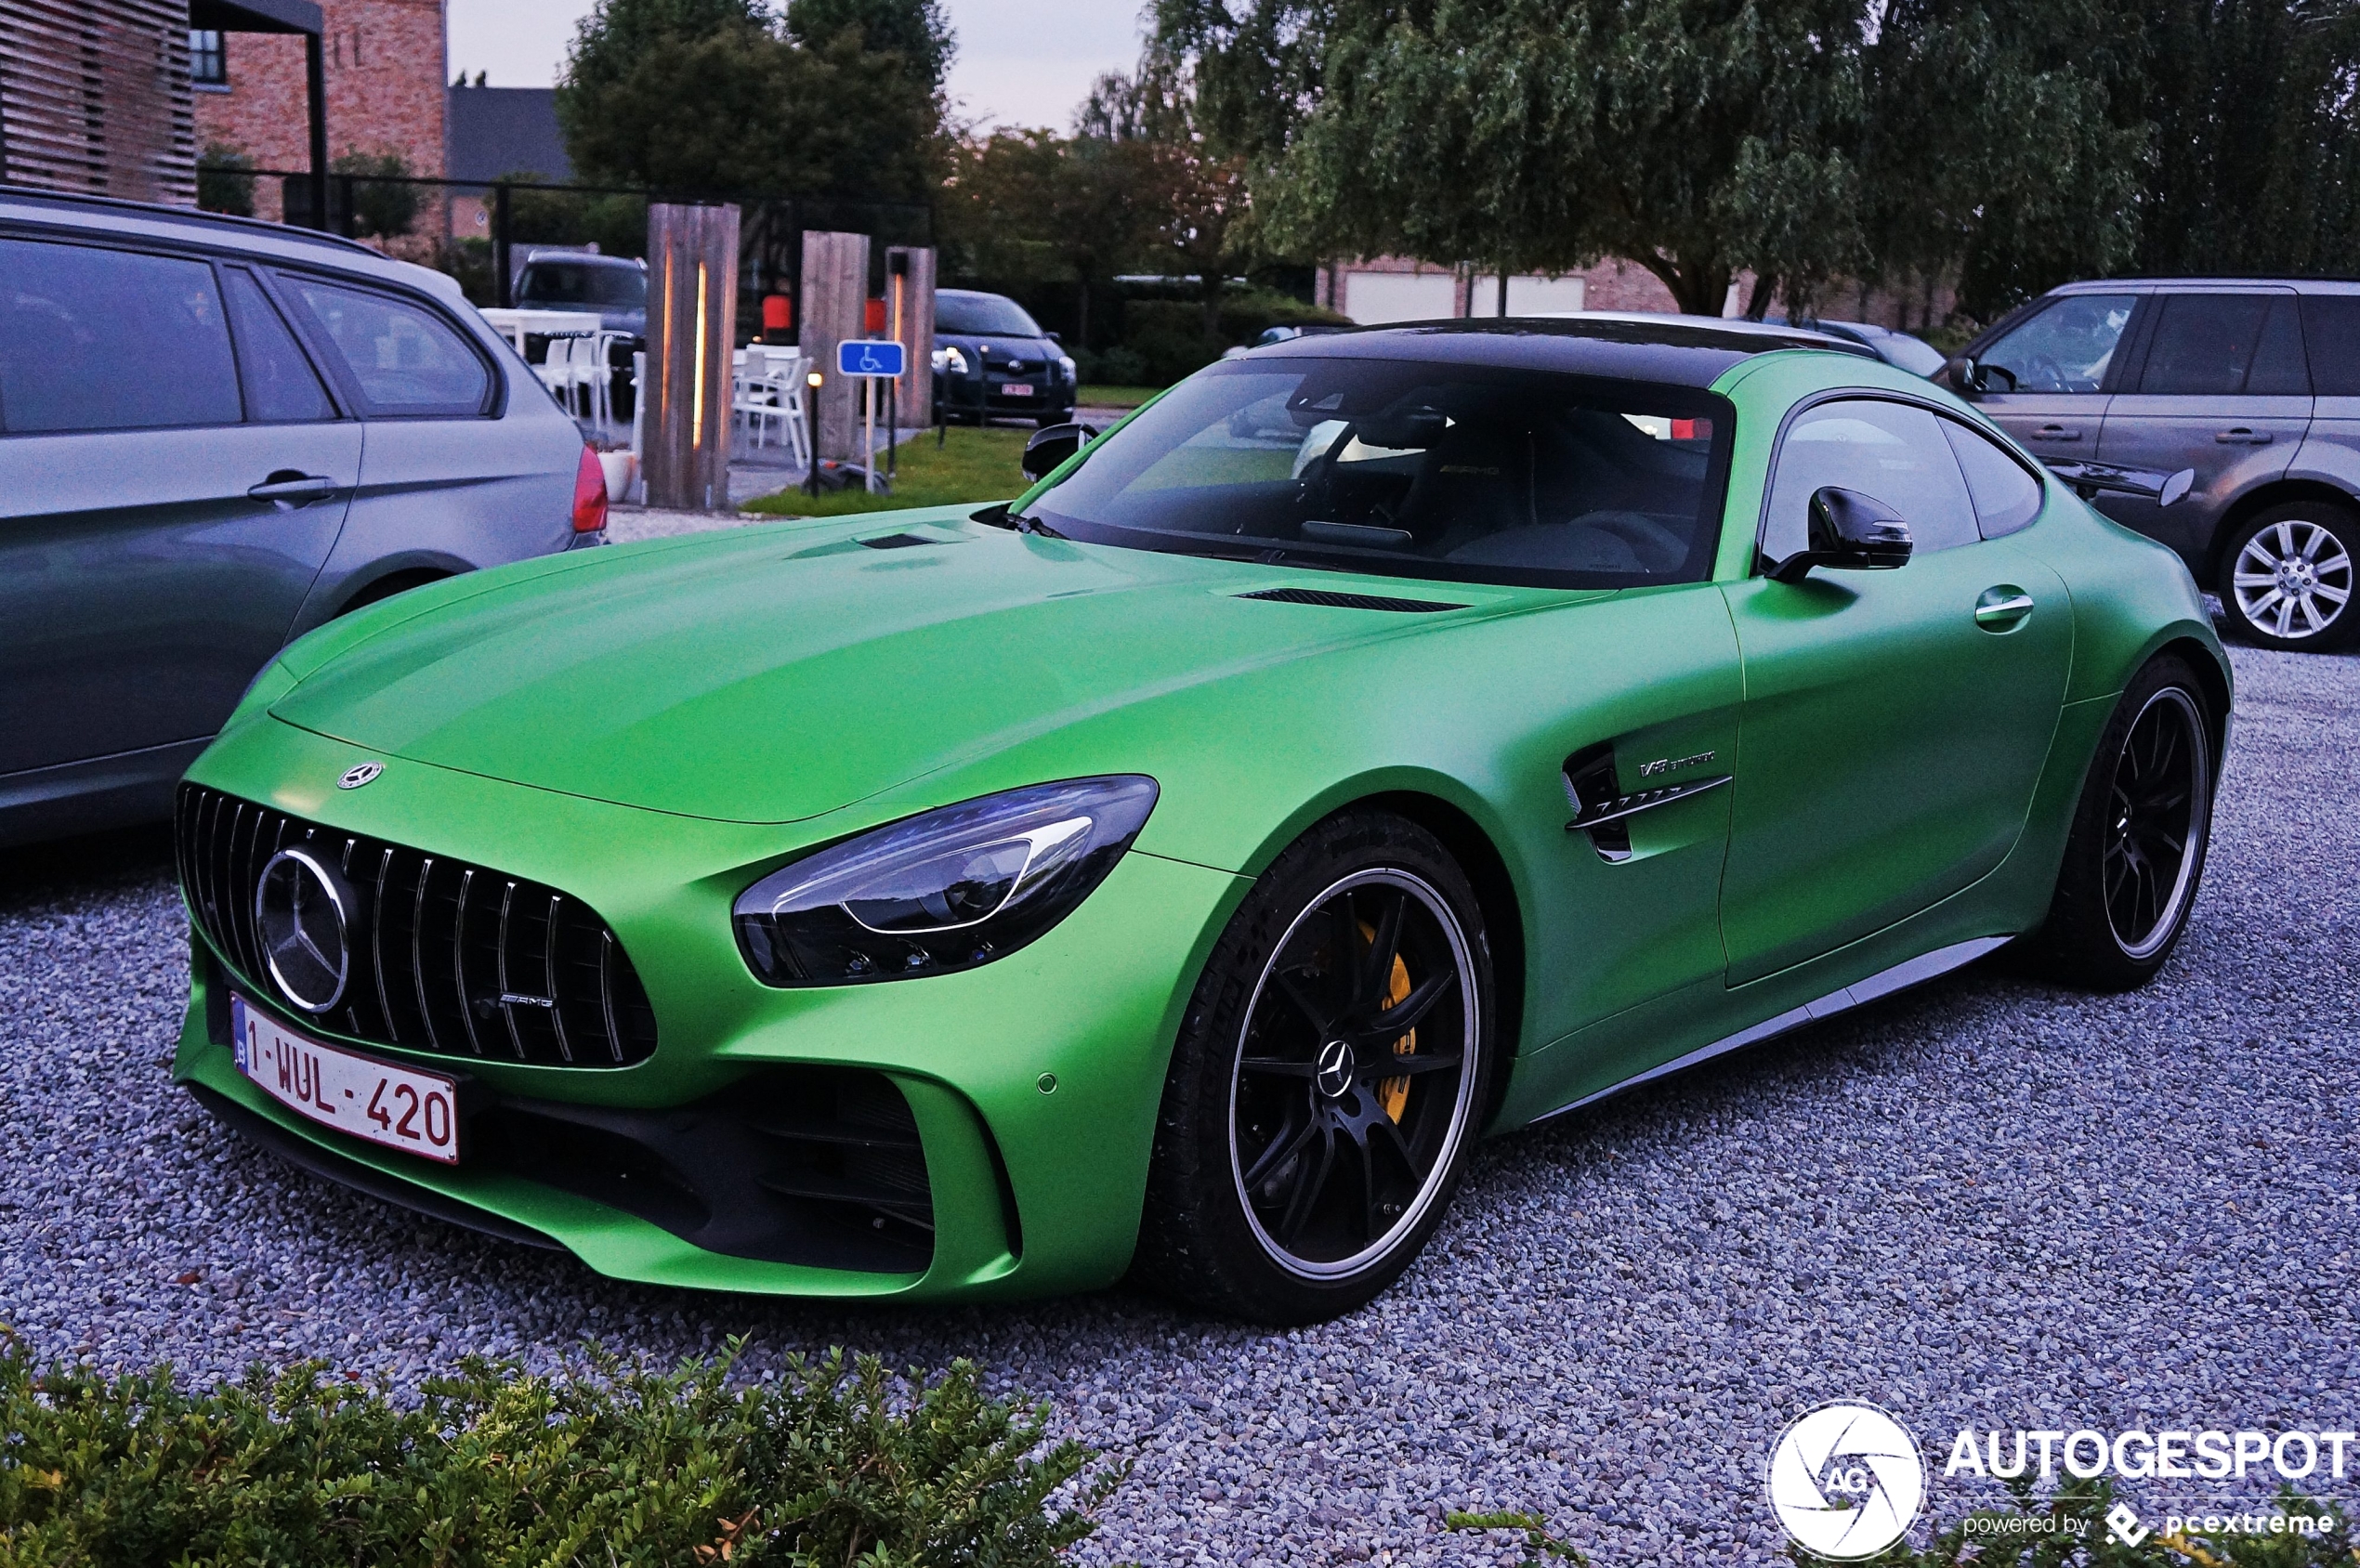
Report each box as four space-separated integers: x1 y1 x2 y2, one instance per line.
1974 586 2036 631
2029 425 2081 441
2214 428 2274 445
248 472 340 507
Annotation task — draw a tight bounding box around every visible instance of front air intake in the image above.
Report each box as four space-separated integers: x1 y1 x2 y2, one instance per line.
1236 587 1467 613
176 783 658 1067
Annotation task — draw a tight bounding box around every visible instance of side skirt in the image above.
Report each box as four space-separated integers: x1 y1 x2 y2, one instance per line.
1532 934 2012 1123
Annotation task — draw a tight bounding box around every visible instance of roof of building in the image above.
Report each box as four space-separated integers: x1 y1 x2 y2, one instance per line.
446 86 571 186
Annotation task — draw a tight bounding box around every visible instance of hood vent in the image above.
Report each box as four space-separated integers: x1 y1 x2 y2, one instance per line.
1237 587 1466 613
858 532 945 551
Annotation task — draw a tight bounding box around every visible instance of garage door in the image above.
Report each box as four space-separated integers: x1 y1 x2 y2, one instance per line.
1342 271 1457 324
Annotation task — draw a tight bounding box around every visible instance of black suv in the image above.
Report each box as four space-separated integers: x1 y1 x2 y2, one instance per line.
1950 279 2360 651
932 289 1077 426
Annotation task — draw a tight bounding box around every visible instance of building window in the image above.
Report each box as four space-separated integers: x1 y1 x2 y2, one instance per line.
189 29 227 86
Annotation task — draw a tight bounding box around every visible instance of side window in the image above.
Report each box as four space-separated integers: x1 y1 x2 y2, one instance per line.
0 237 242 433
281 277 490 416
2138 294 2300 395
222 269 335 423
2301 294 2360 397
2246 296 2310 395
1980 294 2137 394
1940 421 2044 539
1763 399 1979 562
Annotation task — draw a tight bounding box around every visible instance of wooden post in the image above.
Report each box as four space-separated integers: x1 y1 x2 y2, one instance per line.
886 246 936 429
644 203 740 511
800 229 869 464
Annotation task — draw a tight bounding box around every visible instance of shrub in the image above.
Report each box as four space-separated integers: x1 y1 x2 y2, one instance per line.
196 143 255 218
0 1333 1118 1567
1119 289 1350 385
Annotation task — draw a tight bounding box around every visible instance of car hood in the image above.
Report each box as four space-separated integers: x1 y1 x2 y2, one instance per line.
269 517 1509 824
940 333 1058 362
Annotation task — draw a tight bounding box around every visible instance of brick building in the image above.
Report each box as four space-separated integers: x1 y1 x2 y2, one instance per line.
191 0 445 222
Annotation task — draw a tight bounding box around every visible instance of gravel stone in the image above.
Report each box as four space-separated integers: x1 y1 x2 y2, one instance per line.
2 644 2354 1565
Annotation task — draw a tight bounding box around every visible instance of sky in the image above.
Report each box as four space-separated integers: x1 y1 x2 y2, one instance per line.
445 1 1151 133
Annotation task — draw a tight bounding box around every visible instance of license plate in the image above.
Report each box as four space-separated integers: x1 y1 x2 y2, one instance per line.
230 994 462 1164
1002 383 1033 397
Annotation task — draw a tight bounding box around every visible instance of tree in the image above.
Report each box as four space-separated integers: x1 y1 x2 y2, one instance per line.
939 128 1157 345
557 0 946 200
784 0 952 90
1163 0 2152 322
2132 0 2360 278
1082 55 1253 336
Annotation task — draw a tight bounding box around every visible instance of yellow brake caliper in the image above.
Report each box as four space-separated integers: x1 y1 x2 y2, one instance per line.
1361 921 1416 1122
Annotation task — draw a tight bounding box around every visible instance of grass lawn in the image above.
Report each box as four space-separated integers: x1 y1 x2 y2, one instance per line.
1078 385 1163 408
741 425 1031 518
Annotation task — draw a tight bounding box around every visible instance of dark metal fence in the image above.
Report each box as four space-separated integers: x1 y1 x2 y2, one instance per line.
202 166 932 329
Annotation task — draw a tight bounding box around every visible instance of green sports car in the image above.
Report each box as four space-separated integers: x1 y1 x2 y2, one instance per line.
171 319 2228 1323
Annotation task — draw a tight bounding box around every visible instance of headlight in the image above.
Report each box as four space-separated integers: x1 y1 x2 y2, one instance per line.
733 777 1159 987
1058 354 1077 381
932 346 970 377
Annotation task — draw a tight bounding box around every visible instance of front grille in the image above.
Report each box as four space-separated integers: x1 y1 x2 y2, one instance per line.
1236 587 1467 613
176 783 658 1067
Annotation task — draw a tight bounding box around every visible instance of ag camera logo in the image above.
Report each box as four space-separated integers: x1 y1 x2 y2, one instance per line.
1768 1401 1926 1560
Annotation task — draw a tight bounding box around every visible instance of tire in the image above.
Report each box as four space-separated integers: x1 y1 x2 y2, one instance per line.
2022 655 2218 990
1132 810 1497 1323
2217 502 2359 651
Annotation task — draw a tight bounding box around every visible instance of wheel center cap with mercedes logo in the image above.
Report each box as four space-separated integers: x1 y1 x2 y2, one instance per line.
1315 1039 1356 1099
254 845 354 1013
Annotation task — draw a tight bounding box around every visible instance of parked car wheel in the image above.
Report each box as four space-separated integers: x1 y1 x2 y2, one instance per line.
2218 503 2359 651
1134 811 1496 1324
2023 656 2218 991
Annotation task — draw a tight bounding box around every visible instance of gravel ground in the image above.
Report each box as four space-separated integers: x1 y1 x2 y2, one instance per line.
2 642 2353 1566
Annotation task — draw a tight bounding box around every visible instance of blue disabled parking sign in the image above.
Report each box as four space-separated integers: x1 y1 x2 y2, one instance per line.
837 338 907 377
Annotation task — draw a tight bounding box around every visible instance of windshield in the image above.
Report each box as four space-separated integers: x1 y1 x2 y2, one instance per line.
518 262 647 309
937 293 1042 337
1016 357 1732 589
1875 332 1947 377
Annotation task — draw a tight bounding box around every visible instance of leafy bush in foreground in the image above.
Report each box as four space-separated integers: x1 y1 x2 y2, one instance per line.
0 1333 1117 1567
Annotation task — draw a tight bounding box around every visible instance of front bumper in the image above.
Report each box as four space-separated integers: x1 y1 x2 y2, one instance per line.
174 717 1247 1300
933 373 1075 422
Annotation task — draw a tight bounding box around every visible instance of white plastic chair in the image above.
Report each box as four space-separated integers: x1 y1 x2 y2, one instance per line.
735 346 799 453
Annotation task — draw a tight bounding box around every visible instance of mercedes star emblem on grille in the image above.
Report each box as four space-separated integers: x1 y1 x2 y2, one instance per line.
254 846 352 1013
338 762 384 790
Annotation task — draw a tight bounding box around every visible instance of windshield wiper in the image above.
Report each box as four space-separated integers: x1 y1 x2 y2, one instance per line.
974 503 1065 538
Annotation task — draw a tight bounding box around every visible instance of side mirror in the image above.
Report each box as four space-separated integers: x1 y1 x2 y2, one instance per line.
1769 487 1915 582
1043 330 1063 345
1021 421 1099 482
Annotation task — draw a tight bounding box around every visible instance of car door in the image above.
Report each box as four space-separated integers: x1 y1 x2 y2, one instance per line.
2094 288 2309 574
1718 396 2073 987
1970 290 2142 461
0 234 357 786
271 271 575 591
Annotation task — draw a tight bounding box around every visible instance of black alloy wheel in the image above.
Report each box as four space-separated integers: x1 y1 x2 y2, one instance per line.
1228 868 1479 1277
2024 655 2218 991
2103 686 2209 960
1133 811 1494 1323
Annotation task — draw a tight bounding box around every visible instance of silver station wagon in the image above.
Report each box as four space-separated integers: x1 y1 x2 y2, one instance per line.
0 189 607 847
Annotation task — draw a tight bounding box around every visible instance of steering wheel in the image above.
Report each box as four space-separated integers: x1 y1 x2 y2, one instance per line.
2020 354 2069 392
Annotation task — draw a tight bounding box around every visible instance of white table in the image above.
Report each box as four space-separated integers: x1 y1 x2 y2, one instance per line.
478 307 603 355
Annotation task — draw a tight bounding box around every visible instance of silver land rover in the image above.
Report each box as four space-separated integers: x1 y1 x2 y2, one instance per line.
1949 279 2360 651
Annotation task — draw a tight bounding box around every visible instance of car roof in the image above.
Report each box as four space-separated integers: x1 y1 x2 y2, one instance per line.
2047 276 2360 294
0 183 471 305
521 249 642 268
1239 311 1877 388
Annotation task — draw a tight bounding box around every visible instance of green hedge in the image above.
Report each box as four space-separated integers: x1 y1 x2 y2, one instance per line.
0 1334 1118 1567
1119 291 1350 385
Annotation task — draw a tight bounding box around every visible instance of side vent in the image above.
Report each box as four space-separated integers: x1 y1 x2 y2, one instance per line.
1236 587 1466 613
858 532 944 551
